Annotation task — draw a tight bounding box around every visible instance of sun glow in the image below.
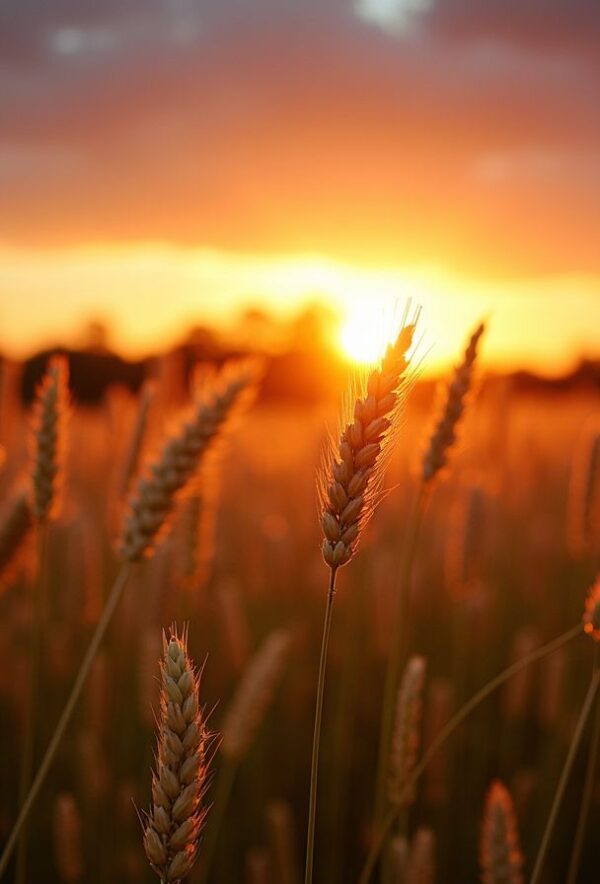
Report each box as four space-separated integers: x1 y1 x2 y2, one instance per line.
338 302 405 365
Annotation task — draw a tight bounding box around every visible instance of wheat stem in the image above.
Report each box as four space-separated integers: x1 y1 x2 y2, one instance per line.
305 567 338 884
359 623 583 884
15 527 48 884
565 645 600 884
374 485 428 833
0 565 132 880
530 668 600 884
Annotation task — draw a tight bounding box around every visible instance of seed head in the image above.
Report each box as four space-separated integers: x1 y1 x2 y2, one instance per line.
319 322 415 571
144 626 208 883
121 359 259 562
422 322 485 484
480 781 523 884
30 355 69 522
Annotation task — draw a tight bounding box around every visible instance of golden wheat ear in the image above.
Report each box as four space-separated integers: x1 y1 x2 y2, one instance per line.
143 625 209 884
319 321 416 571
30 355 69 523
480 781 524 884
120 358 260 563
422 321 485 484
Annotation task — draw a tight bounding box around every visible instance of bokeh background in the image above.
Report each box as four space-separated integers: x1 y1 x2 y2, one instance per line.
1 2 600 883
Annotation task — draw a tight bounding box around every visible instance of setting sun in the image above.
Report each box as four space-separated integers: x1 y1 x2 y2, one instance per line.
338 301 406 365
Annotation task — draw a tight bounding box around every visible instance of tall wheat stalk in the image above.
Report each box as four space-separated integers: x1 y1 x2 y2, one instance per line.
16 356 69 884
305 319 416 884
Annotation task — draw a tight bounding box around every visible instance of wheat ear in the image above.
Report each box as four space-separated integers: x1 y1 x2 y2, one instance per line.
144 626 208 884
320 323 415 569
30 355 69 522
422 321 485 484
480 781 523 884
121 359 259 562
389 655 426 807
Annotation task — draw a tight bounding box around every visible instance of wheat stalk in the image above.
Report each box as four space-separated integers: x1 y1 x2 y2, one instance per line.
422 321 485 484
480 781 523 884
121 359 259 562
305 318 416 884
143 626 208 884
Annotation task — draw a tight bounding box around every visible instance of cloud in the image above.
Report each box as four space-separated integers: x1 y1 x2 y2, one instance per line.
0 0 599 276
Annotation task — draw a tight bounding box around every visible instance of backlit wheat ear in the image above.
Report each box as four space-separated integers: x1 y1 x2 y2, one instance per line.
319 322 416 570
30 355 69 522
120 359 259 562
389 655 426 807
407 827 435 884
0 489 34 587
221 629 292 761
480 781 524 884
53 793 83 882
143 626 208 884
422 321 485 484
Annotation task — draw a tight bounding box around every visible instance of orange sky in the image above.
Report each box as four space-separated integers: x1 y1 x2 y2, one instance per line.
1 0 599 369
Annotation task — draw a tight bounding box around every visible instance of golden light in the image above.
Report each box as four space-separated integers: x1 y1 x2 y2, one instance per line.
338 301 403 365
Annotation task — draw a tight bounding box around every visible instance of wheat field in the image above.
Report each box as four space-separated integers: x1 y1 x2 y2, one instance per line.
0 326 599 884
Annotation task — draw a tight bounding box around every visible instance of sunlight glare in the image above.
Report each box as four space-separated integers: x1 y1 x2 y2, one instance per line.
339 300 403 365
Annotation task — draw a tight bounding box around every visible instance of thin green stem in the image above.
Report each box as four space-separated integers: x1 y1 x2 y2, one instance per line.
359 623 583 884
197 758 238 884
15 526 48 884
304 567 338 884
0 564 132 880
374 486 427 831
566 645 600 884
530 668 600 884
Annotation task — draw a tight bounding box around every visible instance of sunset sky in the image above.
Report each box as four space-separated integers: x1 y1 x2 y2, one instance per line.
1 0 599 370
